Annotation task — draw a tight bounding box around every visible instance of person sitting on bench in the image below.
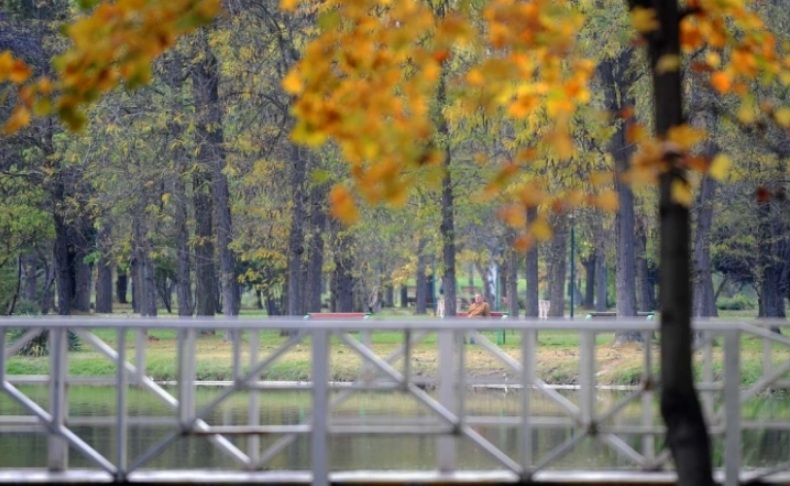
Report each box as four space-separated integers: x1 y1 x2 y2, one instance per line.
467 293 491 318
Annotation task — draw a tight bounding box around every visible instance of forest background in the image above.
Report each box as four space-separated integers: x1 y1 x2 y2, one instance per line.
0 0 787 325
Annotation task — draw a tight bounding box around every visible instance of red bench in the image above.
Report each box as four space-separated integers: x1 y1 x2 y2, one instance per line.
454 311 508 318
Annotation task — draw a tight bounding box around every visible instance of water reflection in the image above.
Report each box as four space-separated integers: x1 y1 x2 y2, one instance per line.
0 386 786 471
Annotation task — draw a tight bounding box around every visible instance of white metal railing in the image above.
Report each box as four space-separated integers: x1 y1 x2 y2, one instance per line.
1 316 790 484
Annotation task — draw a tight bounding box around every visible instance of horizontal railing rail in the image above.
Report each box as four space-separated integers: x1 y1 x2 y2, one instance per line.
1 317 789 484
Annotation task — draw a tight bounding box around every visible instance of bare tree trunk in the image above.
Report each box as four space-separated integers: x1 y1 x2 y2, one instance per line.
758 197 786 319
692 175 719 317
52 181 71 316
547 215 568 318
286 145 307 316
173 163 193 316
525 207 540 318
690 80 719 318
332 224 354 312
193 168 216 317
21 253 38 303
416 242 428 315
95 223 113 314
507 233 519 317
582 253 595 309
628 0 714 480
635 219 652 312
305 188 326 313
116 269 128 304
599 51 639 341
132 216 157 317
192 30 239 317
438 83 458 318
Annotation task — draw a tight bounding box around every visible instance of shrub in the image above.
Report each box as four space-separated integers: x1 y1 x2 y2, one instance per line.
716 294 756 311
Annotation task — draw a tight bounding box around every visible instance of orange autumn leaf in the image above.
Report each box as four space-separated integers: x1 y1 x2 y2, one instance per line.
9 59 32 83
2 106 31 135
595 190 619 211
710 71 731 94
499 205 527 228
329 185 360 224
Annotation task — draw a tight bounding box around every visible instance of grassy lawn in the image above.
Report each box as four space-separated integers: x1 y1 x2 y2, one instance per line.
5 307 786 388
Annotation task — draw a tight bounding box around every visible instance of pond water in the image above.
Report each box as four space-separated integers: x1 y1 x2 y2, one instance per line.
0 385 787 471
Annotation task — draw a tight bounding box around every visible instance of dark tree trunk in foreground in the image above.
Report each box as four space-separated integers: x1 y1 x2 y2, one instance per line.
525 207 540 318
628 0 714 482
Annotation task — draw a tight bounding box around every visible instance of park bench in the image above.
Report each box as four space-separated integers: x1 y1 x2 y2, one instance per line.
304 312 370 319
585 311 655 320
450 311 509 344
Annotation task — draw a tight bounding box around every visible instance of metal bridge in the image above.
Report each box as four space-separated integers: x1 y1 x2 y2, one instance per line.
1 316 790 484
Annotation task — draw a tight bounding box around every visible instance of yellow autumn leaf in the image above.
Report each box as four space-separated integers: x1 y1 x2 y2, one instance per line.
282 69 304 94
774 107 790 127
630 7 660 33
2 106 31 135
590 171 613 187
667 124 705 150
671 179 693 207
0 51 13 81
708 154 732 181
466 68 485 87
737 99 756 124
595 190 619 211
656 55 682 74
530 218 553 241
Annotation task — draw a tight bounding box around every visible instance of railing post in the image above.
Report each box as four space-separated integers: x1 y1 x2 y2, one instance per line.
438 328 458 472
312 329 330 486
724 329 741 486
521 328 537 476
116 327 128 480
48 327 68 471
641 330 655 463
580 330 596 427
0 327 6 383
702 329 715 420
135 328 146 383
248 329 260 467
178 328 197 427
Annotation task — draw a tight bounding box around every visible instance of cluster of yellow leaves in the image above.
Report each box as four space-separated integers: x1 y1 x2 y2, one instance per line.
680 0 790 126
284 0 460 217
624 0 788 206
283 0 594 226
0 0 220 134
